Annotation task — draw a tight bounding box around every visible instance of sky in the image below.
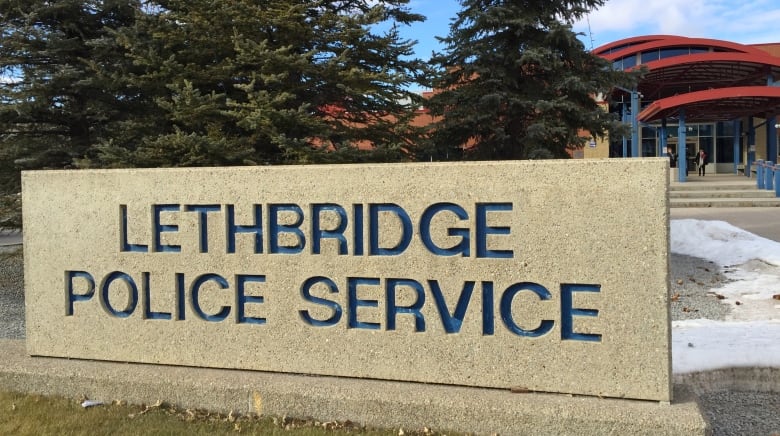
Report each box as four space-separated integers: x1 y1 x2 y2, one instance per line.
400 0 780 60
5 1 779 88
669 219 780 374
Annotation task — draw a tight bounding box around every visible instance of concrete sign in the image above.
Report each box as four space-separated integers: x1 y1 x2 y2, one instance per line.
23 159 672 401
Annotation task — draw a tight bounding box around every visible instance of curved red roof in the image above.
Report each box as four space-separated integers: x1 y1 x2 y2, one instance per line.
630 52 780 100
595 35 766 60
597 35 780 123
637 86 780 122
592 35 671 56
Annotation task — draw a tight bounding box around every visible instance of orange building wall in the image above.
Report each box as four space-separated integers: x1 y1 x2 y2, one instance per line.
751 43 780 57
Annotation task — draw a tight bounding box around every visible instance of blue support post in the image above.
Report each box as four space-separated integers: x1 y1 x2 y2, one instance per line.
733 120 741 175
660 119 668 157
767 161 775 190
748 117 756 178
774 165 780 197
769 116 778 163
757 160 765 189
631 91 640 158
678 110 687 182
621 104 628 158
770 76 778 164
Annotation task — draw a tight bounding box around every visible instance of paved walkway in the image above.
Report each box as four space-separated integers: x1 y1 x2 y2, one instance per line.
0 229 21 246
671 207 780 242
672 171 756 184
671 173 754 184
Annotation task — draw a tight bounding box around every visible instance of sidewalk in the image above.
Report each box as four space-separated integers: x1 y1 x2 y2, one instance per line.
668 173 780 241
0 229 21 246
671 173 755 184
671 206 780 242
668 172 780 241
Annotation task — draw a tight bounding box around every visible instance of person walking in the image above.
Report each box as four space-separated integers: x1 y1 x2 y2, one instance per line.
697 149 708 176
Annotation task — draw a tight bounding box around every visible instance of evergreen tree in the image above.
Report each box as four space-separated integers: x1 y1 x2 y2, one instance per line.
426 0 636 160
0 0 140 180
0 0 428 226
99 0 428 167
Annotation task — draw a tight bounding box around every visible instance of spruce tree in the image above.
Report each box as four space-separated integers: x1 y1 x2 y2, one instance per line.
426 0 636 160
101 0 428 167
0 0 140 178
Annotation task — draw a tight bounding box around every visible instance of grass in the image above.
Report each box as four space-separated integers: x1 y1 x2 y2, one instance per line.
0 247 455 436
0 391 445 436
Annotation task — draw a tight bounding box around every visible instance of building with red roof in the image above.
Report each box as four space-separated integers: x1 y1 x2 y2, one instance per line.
590 35 780 181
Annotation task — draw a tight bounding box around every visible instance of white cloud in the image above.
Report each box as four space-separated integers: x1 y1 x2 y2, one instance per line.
574 0 780 48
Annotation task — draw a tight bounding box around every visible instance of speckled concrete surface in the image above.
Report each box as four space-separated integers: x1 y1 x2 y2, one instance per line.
21 160 672 401
9 175 780 434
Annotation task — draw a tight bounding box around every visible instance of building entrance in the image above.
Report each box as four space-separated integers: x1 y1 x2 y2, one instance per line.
644 122 735 174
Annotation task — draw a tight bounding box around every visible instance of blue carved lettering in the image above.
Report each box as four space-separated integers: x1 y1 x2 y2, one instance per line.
347 277 381 330
429 280 475 333
561 283 602 342
500 282 554 337
386 278 426 331
65 270 95 316
236 274 266 325
119 205 148 253
419 203 470 256
185 205 221 253
481 281 495 335
311 204 348 255
153 204 181 253
190 273 230 322
369 204 412 256
353 204 364 256
175 272 186 320
141 272 171 320
299 276 343 327
100 271 139 318
226 204 263 254
269 204 305 254
475 203 513 258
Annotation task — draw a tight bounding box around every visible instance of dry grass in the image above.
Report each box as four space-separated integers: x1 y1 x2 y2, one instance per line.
0 390 447 436
0 247 456 436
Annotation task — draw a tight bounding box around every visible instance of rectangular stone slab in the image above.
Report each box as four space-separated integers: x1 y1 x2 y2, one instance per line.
22 159 672 401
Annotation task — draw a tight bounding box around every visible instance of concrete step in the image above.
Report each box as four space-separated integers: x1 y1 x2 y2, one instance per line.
670 183 758 191
669 190 777 199
670 197 780 208
666 174 780 208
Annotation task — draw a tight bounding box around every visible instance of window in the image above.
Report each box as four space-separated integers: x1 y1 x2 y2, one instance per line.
621 55 637 70
641 50 660 64
659 47 690 60
716 121 736 136
610 139 626 157
716 137 737 163
642 139 657 157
